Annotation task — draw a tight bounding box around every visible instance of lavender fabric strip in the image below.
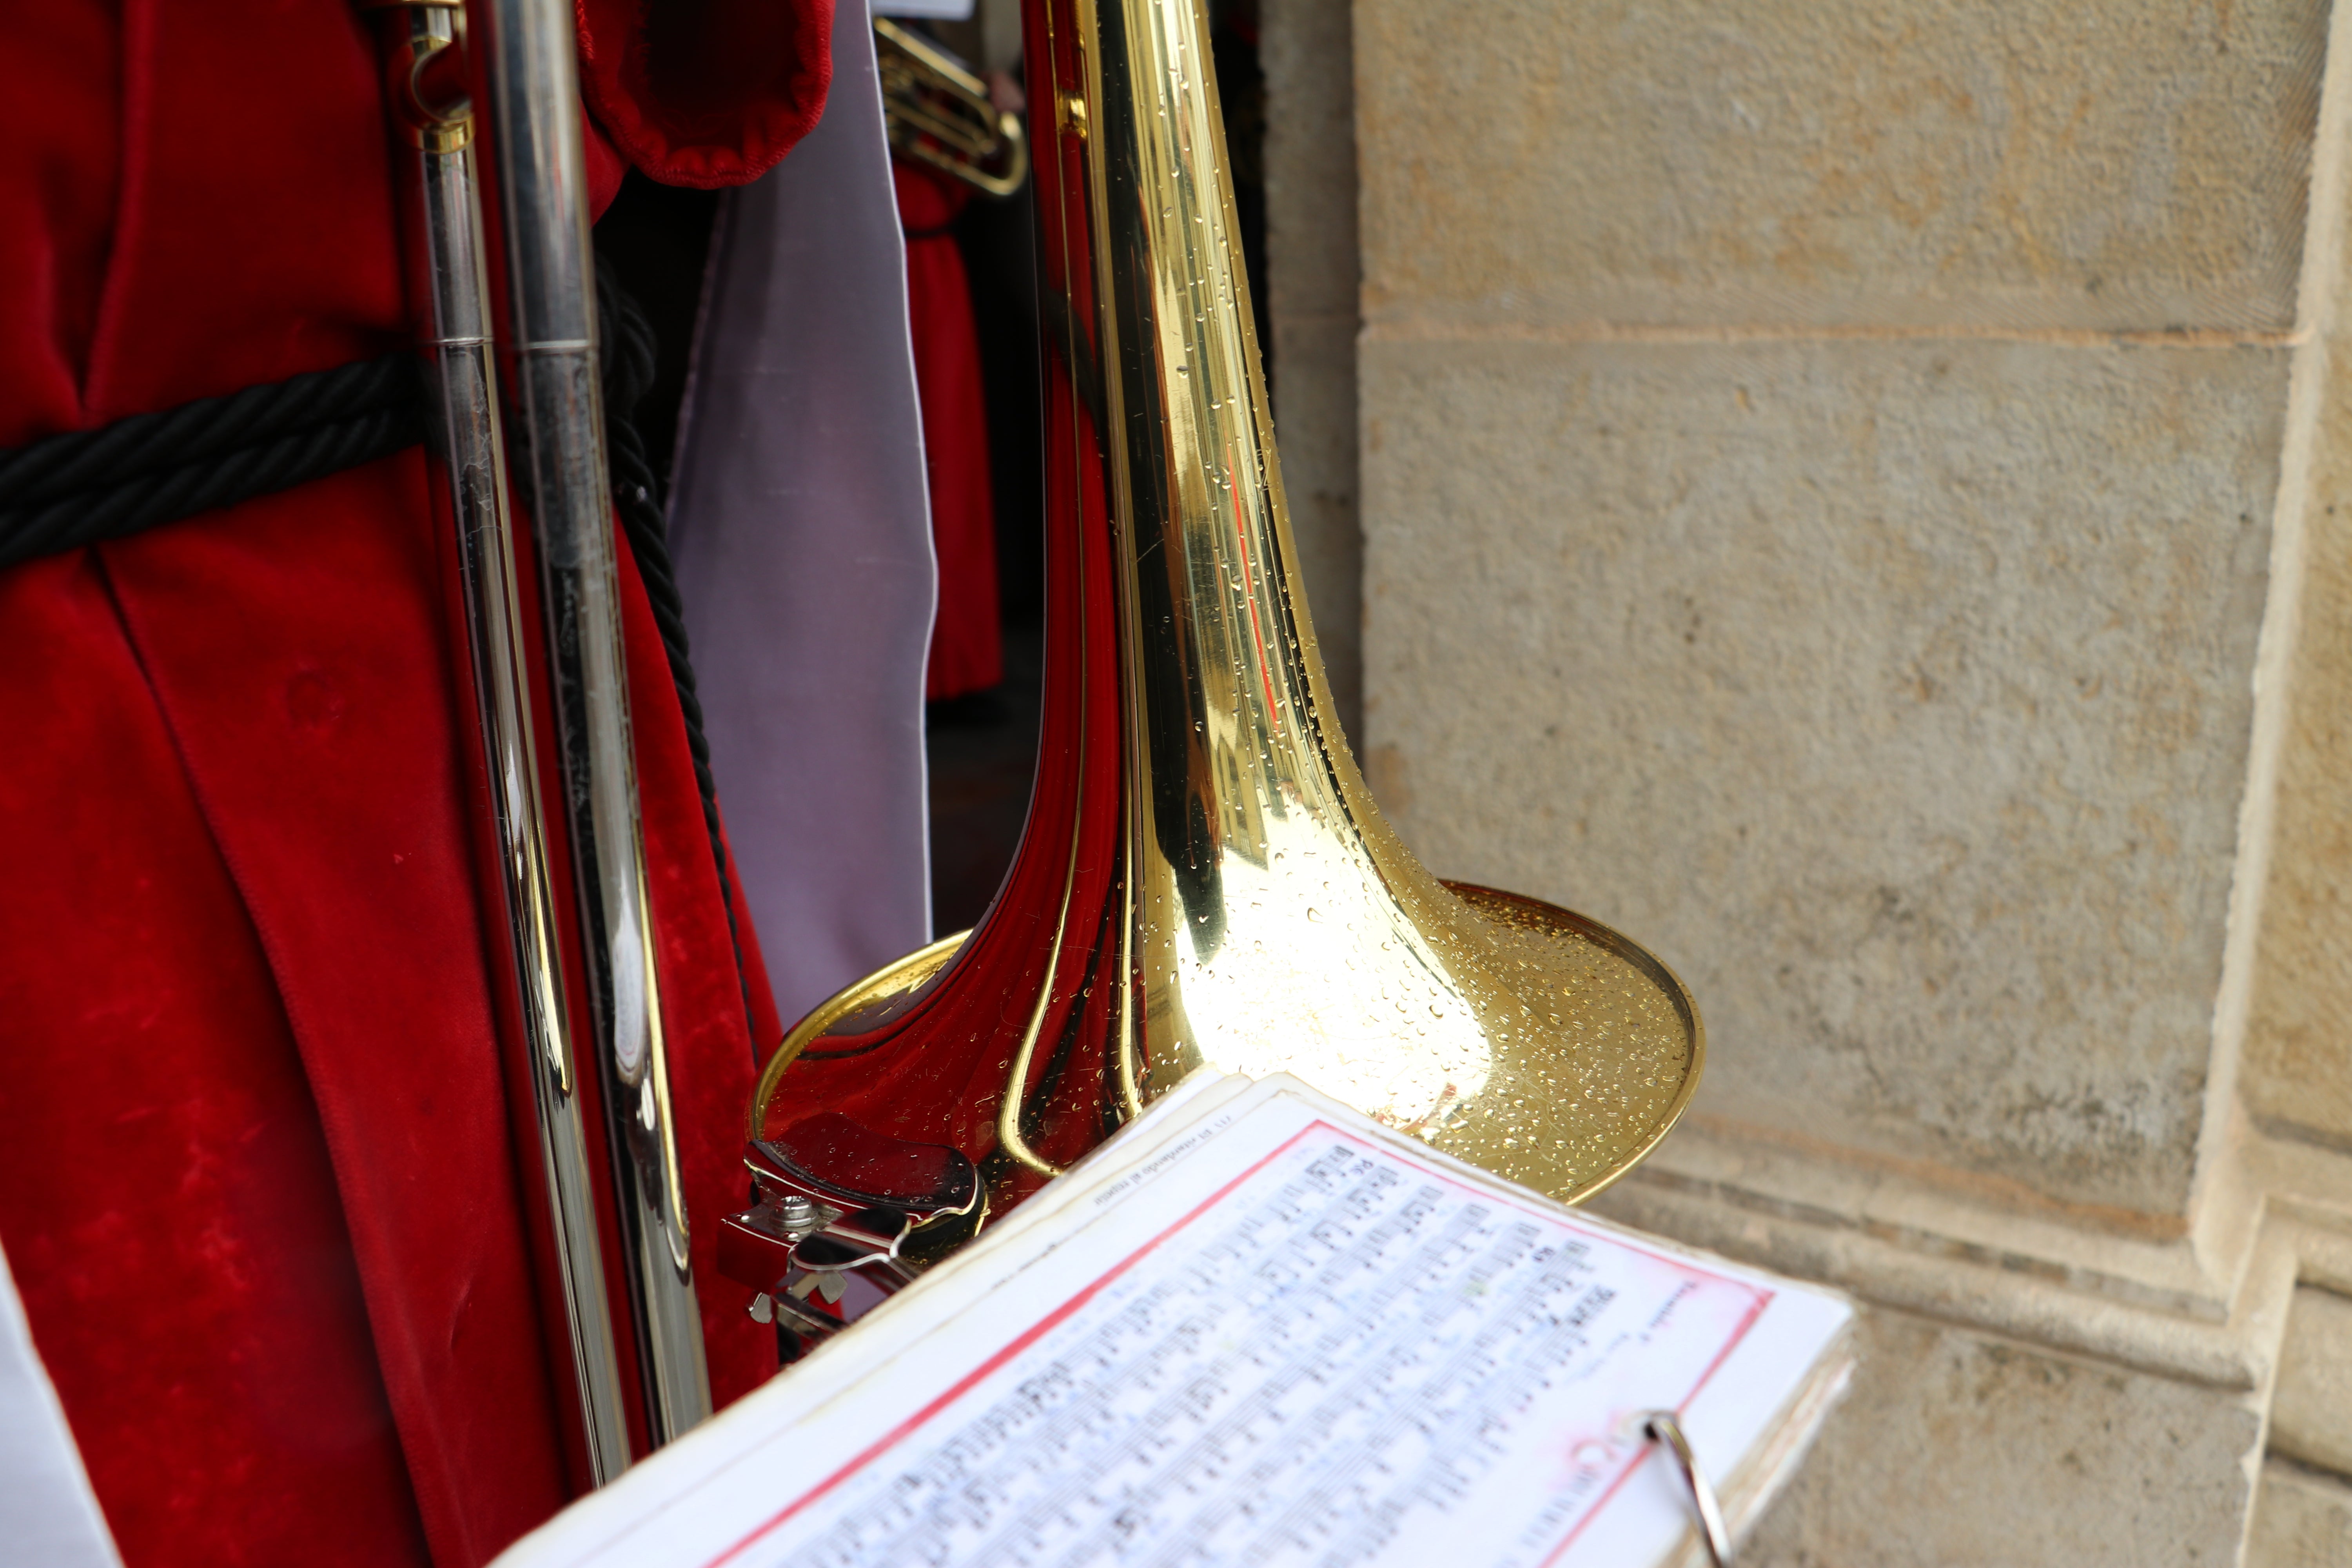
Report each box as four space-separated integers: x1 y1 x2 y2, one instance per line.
0 1245 122 1568
668 0 936 1033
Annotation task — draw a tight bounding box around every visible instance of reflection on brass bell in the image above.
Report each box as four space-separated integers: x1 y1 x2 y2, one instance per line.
742 0 1701 1247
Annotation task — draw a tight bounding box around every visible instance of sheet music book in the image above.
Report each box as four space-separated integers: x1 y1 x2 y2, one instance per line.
495 1073 1852 1568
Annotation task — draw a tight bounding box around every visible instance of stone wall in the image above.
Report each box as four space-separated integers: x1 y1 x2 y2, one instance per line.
1266 0 2352 1558
1263 0 1363 742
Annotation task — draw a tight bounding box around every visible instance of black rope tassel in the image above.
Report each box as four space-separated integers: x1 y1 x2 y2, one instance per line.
594 261 759 1050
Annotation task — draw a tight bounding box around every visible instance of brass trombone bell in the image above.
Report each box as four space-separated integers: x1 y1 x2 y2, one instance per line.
749 0 1701 1236
875 17 1030 200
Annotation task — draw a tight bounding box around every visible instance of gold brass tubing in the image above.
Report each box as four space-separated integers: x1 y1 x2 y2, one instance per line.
994 760 1084 1181
875 16 1030 199
753 0 1700 1235
895 129 1030 201
994 7 1095 1177
1070 0 1703 1192
1114 813 1142 1121
749 933 971 1139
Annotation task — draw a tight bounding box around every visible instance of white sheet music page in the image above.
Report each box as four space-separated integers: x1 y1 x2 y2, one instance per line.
496 1075 1849 1568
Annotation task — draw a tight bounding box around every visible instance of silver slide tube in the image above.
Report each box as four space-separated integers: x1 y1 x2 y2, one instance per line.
369 0 636 1484
474 0 714 1449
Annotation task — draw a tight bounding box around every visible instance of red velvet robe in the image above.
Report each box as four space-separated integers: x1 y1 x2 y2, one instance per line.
896 162 1004 702
0 3 829 1564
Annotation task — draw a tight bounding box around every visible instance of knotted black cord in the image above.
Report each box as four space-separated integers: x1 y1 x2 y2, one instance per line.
594 261 759 1050
0 355 425 572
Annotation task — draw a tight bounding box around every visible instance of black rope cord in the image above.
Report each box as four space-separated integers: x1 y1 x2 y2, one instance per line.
0 356 425 573
594 263 758 1046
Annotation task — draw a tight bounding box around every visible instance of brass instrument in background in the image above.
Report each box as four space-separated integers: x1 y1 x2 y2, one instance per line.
723 0 1703 1347
875 16 1030 198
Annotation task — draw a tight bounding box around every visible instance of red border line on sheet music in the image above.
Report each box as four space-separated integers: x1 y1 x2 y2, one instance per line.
702 1118 1769 1568
700 1123 1325 1567
1533 1289 1772 1568
1349 1126 1773 1568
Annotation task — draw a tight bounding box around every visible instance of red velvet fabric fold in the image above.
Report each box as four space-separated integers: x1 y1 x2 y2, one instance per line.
95 456 581 1566
577 0 835 190
0 542 439 1568
0 2 828 1563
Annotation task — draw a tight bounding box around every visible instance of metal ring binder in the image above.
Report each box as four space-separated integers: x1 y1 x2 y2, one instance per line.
1641 1410 1731 1567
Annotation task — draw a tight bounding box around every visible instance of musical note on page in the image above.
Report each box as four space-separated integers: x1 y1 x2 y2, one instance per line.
729 1125 1770 1568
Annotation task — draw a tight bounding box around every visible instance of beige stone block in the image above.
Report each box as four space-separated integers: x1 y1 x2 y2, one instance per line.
2248 1459 2352 1568
2241 355 2352 1149
2273 1286 2352 1477
1265 0 1359 324
1267 0 1366 741
1739 1306 2259 1566
1272 311 1366 741
1360 336 2283 1215
1356 0 2325 334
